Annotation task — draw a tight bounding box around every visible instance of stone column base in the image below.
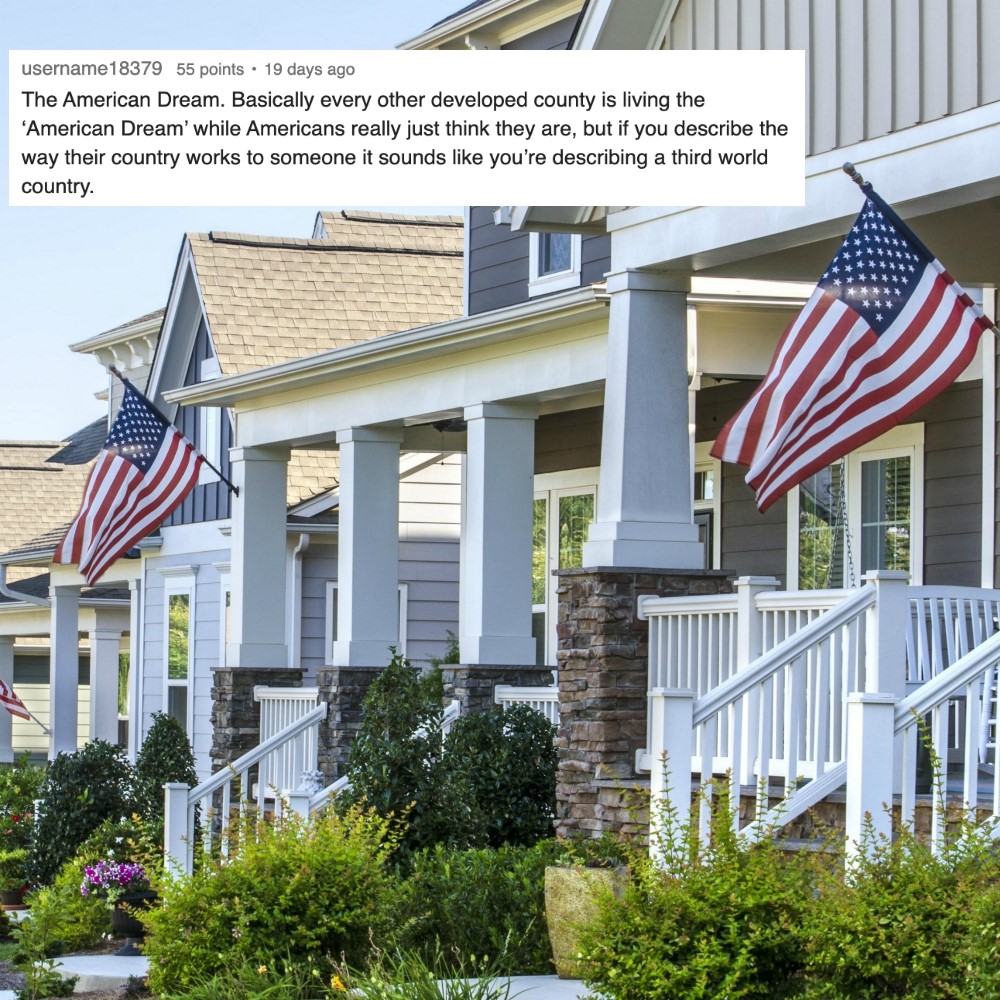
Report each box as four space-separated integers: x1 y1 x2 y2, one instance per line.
441 664 556 716
210 666 305 771
316 665 384 780
554 567 732 840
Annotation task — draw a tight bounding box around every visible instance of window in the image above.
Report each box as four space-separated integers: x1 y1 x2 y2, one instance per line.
528 232 581 297
325 582 408 662
162 569 196 733
694 443 722 570
787 425 924 588
532 470 598 665
117 652 129 748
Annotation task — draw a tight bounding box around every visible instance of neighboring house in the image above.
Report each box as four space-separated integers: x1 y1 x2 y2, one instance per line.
167 0 1000 838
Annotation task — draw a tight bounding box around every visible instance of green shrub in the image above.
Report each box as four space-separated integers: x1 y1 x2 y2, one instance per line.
393 839 565 976
337 650 482 858
0 755 45 856
442 705 557 848
801 822 997 999
156 958 325 999
142 805 401 994
14 854 110 959
133 712 197 833
29 740 134 886
580 783 815 1000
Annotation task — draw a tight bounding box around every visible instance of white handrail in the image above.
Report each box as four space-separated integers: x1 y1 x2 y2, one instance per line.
692 585 876 727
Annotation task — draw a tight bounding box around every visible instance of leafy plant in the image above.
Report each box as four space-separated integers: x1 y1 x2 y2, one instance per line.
0 755 44 856
29 739 134 886
156 958 327 999
0 848 29 892
442 706 557 848
80 858 150 906
334 945 520 1000
133 711 197 833
142 804 401 994
393 839 565 976
337 650 481 858
429 631 461 670
13 957 78 1000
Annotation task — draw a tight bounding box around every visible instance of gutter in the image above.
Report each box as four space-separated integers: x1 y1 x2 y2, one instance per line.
165 284 606 408
0 565 49 608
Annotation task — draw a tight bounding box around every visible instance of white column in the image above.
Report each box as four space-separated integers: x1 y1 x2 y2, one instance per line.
583 269 703 569
460 402 537 665
228 446 290 669
49 585 81 758
333 427 403 667
127 578 142 759
88 627 122 743
0 639 14 764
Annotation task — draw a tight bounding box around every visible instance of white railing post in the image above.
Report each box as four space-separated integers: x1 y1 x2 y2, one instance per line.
734 577 780 785
845 693 896 862
163 781 193 877
286 789 311 818
863 571 909 794
649 687 694 866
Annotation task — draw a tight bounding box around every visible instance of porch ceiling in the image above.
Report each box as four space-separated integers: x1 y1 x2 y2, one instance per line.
696 196 1000 290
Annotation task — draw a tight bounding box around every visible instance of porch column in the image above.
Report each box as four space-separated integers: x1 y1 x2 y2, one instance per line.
460 402 537 665
333 427 403 667
0 638 14 763
583 269 703 569
126 578 142 759
227 446 290 669
88 626 122 743
49 585 81 758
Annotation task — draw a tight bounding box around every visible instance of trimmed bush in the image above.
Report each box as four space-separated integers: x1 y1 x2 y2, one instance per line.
133 712 197 836
29 740 134 886
393 839 565 976
142 805 401 994
442 705 557 848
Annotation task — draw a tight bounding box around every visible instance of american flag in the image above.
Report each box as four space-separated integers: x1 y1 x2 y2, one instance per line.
0 677 29 721
712 185 994 512
54 382 204 584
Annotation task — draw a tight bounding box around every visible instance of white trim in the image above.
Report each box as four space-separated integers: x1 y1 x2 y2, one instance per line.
786 424 925 589
324 581 409 662
694 441 722 570
162 571 196 736
218 568 231 669
981 291 997 588
462 206 471 317
198 357 223 486
528 232 581 297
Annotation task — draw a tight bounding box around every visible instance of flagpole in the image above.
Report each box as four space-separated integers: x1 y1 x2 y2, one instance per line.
107 366 240 497
24 709 51 737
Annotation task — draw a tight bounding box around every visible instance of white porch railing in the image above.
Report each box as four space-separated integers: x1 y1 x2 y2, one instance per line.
494 684 560 726
255 686 321 800
164 700 327 875
644 572 1000 860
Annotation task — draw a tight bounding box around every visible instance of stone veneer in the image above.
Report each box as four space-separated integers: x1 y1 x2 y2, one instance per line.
441 664 557 715
316 665 383 780
210 666 304 771
554 566 733 839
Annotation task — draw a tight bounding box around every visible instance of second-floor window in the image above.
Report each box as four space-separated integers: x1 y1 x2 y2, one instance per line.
529 232 581 297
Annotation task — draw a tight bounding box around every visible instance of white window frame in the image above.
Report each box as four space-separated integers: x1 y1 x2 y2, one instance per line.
197 357 222 486
215 563 231 668
161 567 197 735
786 424 925 589
324 582 409 662
528 232 581 297
534 468 599 665
694 442 722 570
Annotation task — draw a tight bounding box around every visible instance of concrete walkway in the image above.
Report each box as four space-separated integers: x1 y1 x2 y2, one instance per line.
0 953 597 998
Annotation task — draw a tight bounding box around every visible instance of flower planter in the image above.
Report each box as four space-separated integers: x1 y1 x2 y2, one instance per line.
544 866 621 980
0 888 26 910
110 890 157 956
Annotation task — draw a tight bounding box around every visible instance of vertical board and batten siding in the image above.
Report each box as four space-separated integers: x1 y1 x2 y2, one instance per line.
164 319 233 527
697 379 983 586
297 456 463 671
663 0 1000 156
141 550 229 779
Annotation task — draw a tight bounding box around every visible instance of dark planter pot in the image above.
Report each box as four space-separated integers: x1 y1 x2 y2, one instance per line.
110 889 157 956
0 888 26 910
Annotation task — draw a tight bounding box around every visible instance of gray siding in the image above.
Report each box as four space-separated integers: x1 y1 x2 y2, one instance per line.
165 320 233 526
921 379 982 586
503 14 577 50
664 0 1000 156
535 407 603 474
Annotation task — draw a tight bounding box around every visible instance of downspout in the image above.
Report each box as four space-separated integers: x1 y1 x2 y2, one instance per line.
0 565 50 608
289 533 311 670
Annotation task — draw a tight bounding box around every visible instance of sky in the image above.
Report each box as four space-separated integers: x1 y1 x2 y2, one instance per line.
1 0 463 440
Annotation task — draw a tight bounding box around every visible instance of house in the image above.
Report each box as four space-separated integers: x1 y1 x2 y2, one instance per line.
163 0 1000 846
